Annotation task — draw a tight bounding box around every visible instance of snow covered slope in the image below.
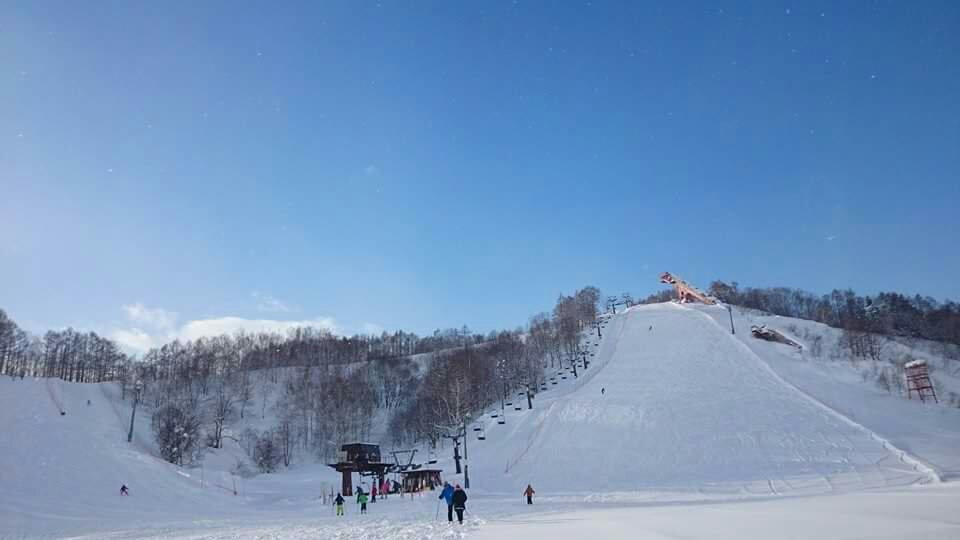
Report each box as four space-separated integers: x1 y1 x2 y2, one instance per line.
0 378 242 537
3 301 958 539
698 304 960 481
467 302 938 497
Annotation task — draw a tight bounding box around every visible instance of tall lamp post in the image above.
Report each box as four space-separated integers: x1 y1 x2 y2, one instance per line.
127 379 143 443
462 414 470 489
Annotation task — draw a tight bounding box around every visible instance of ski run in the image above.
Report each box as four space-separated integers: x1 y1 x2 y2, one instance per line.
3 302 959 539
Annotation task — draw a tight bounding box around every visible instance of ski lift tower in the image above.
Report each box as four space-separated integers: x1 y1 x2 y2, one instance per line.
390 449 419 472
327 443 393 496
904 360 938 403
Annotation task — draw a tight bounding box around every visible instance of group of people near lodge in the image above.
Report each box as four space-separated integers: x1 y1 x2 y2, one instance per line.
332 479 536 523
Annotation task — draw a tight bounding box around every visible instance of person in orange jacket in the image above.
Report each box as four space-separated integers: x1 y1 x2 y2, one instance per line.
523 484 535 505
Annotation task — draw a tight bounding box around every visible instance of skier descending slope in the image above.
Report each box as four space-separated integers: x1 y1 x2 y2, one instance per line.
334 493 344 516
439 481 455 522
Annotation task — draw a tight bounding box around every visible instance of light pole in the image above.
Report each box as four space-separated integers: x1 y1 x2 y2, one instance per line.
726 305 736 335
127 379 143 443
462 414 470 489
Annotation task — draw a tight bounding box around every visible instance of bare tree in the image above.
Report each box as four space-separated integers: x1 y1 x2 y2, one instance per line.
234 372 254 420
208 382 236 449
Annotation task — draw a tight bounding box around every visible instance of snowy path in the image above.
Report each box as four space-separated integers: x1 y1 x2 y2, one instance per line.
61 486 960 540
471 484 960 540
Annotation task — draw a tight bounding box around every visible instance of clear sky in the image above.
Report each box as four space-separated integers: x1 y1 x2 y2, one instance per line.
2 1 959 353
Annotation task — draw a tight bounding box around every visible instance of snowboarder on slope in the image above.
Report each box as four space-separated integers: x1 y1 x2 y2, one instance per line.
120 484 129 496
523 484 535 505
334 492 345 516
439 481 455 522
452 484 468 524
357 491 369 514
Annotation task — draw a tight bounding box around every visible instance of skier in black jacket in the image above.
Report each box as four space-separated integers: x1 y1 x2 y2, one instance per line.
451 484 468 524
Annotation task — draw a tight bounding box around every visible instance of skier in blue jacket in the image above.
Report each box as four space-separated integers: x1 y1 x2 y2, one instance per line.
439 482 455 522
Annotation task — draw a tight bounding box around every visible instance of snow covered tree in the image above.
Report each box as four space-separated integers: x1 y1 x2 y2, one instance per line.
208 382 236 449
253 435 280 473
152 404 201 466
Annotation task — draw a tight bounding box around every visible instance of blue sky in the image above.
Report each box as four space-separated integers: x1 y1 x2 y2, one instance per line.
2 1 959 352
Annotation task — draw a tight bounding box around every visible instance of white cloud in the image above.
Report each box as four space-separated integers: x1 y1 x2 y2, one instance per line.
122 303 178 332
112 303 179 352
110 328 160 352
251 291 291 313
179 316 338 341
111 302 339 354
363 164 380 176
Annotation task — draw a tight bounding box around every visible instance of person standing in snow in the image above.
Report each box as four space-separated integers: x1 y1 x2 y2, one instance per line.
357 491 369 514
439 481 455 522
120 484 129 496
334 492 345 516
371 484 377 502
523 484 535 505
451 484 468 524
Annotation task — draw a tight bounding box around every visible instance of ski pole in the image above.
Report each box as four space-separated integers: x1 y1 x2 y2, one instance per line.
435 499 441 521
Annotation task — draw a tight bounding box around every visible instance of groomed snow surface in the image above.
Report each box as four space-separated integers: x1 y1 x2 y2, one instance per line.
2 302 959 539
